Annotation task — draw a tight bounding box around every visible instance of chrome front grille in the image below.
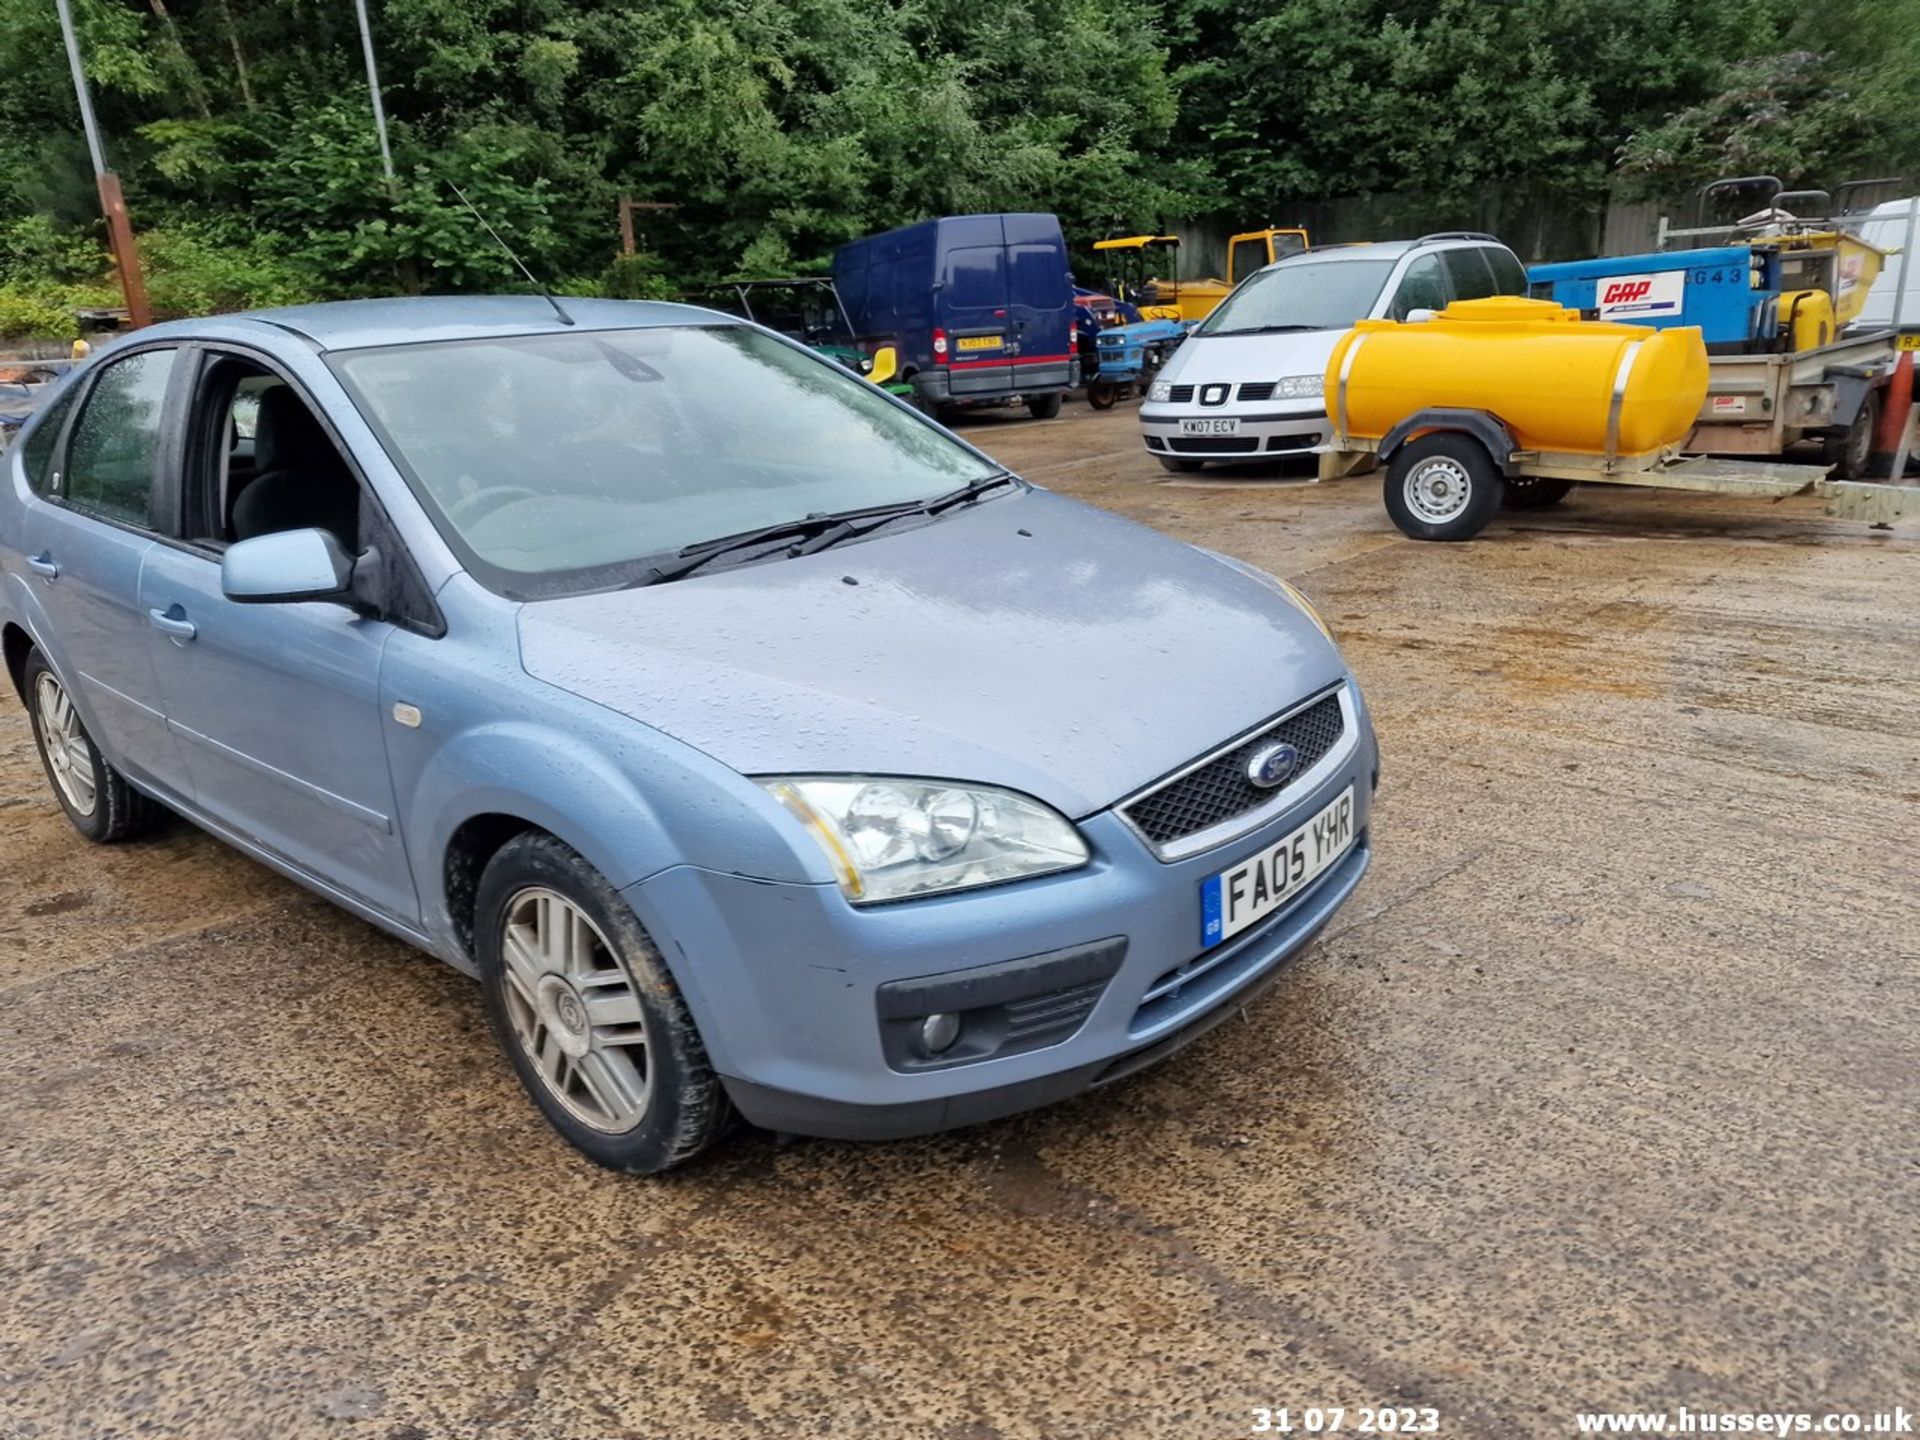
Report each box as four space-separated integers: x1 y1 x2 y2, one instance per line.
1119 688 1349 857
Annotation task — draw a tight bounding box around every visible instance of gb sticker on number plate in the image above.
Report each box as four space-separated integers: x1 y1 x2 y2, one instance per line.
1200 787 1355 947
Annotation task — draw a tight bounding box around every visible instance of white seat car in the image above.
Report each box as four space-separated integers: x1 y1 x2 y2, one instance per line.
1139 233 1530 473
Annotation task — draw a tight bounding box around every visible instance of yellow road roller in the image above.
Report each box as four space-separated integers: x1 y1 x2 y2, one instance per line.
1321 296 1920 539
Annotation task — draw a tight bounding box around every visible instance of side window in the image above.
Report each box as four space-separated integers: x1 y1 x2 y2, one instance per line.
62 348 178 528
1387 255 1448 320
943 246 1007 311
1009 244 1068 307
1485 247 1530 295
19 384 81 496
1440 248 1498 302
1230 237 1268 282
187 359 361 554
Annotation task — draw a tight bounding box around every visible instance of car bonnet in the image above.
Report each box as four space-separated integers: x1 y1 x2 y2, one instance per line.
516 489 1347 818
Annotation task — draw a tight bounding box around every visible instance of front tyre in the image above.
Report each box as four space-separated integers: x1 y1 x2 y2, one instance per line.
1384 434 1504 541
1086 382 1119 411
476 833 728 1173
22 649 161 842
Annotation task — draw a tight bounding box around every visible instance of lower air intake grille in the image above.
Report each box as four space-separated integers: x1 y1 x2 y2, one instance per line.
1167 436 1259 454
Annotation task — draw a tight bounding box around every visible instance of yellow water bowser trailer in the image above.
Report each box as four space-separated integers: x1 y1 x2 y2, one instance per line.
1319 297 1920 540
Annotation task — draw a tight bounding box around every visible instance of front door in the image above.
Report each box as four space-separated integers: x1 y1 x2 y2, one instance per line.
136 357 418 925
137 545 418 924
19 346 189 793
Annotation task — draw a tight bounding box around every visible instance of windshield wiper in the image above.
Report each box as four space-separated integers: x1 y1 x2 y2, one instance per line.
1208 323 1322 336
634 473 1018 585
787 472 1018 557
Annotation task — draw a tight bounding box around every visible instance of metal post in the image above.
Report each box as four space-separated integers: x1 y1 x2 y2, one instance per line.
53 0 150 329
353 0 397 195
53 0 105 175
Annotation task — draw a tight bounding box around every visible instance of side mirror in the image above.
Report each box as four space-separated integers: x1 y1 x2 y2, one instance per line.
868 345 899 386
1404 308 1439 323
221 528 355 606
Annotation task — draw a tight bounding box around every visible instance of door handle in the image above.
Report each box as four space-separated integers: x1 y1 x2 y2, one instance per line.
147 605 197 642
27 553 58 580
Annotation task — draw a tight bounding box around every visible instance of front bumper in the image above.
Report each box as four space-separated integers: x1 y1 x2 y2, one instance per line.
1140 403 1331 463
624 714 1378 1141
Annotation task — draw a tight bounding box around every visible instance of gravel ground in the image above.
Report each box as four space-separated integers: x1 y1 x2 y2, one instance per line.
2 396 1915 1439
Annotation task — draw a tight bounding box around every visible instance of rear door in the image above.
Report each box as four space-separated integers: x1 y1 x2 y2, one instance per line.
1005 218 1073 392
940 220 1014 395
16 344 191 793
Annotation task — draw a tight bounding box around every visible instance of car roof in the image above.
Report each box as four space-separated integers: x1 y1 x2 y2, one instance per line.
135 295 730 353
1271 235 1502 265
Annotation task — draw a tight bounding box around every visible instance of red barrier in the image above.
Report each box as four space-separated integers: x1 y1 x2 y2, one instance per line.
1870 350 1913 477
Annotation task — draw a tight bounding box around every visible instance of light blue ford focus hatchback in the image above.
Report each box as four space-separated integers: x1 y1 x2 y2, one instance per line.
1 297 1377 1172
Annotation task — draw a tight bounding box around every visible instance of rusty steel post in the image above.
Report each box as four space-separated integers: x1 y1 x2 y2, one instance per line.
55 0 151 328
96 172 152 330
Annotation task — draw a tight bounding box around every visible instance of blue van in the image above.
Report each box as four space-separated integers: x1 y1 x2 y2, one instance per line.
833 213 1075 419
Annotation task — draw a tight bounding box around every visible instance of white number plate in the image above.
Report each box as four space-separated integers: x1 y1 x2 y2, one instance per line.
1200 787 1354 947
1180 417 1239 435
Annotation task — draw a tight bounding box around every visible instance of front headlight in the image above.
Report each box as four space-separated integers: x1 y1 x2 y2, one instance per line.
1275 374 1323 400
758 776 1090 903
1147 380 1172 403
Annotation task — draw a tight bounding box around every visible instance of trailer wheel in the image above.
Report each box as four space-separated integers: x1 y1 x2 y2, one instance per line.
1384 433 1503 541
1087 382 1119 411
1156 455 1203 474
1502 476 1575 510
1826 391 1879 479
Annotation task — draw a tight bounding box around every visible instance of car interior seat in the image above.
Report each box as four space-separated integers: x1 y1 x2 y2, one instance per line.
231 386 360 550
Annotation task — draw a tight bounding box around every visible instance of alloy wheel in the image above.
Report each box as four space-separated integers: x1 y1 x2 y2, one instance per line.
34 672 96 817
499 886 653 1133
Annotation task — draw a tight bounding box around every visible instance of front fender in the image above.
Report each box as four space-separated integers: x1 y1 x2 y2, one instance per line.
401 714 819 965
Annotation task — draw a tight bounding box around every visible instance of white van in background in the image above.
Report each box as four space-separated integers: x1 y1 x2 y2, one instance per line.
1137 233 1528 473
1856 198 1920 331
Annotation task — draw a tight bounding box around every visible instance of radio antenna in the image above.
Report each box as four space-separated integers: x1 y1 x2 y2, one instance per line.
448 180 575 326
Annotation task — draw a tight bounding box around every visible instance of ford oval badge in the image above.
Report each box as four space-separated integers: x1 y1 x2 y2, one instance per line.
1246 742 1300 790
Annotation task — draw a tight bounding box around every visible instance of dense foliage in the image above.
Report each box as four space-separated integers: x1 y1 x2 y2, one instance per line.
0 0 1914 332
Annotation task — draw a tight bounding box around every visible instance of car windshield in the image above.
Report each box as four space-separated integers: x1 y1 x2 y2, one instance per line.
331 324 999 597
1197 257 1398 336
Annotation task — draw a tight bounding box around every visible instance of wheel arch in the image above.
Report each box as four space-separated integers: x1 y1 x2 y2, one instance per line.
1377 407 1517 474
443 812 547 968
2 620 32 704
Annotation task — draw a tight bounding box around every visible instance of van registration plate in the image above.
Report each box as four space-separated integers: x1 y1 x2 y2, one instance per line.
956 335 1003 352
1200 787 1354 947
1181 418 1239 435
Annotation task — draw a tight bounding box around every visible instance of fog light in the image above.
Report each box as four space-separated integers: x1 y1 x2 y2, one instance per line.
920 1012 962 1055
